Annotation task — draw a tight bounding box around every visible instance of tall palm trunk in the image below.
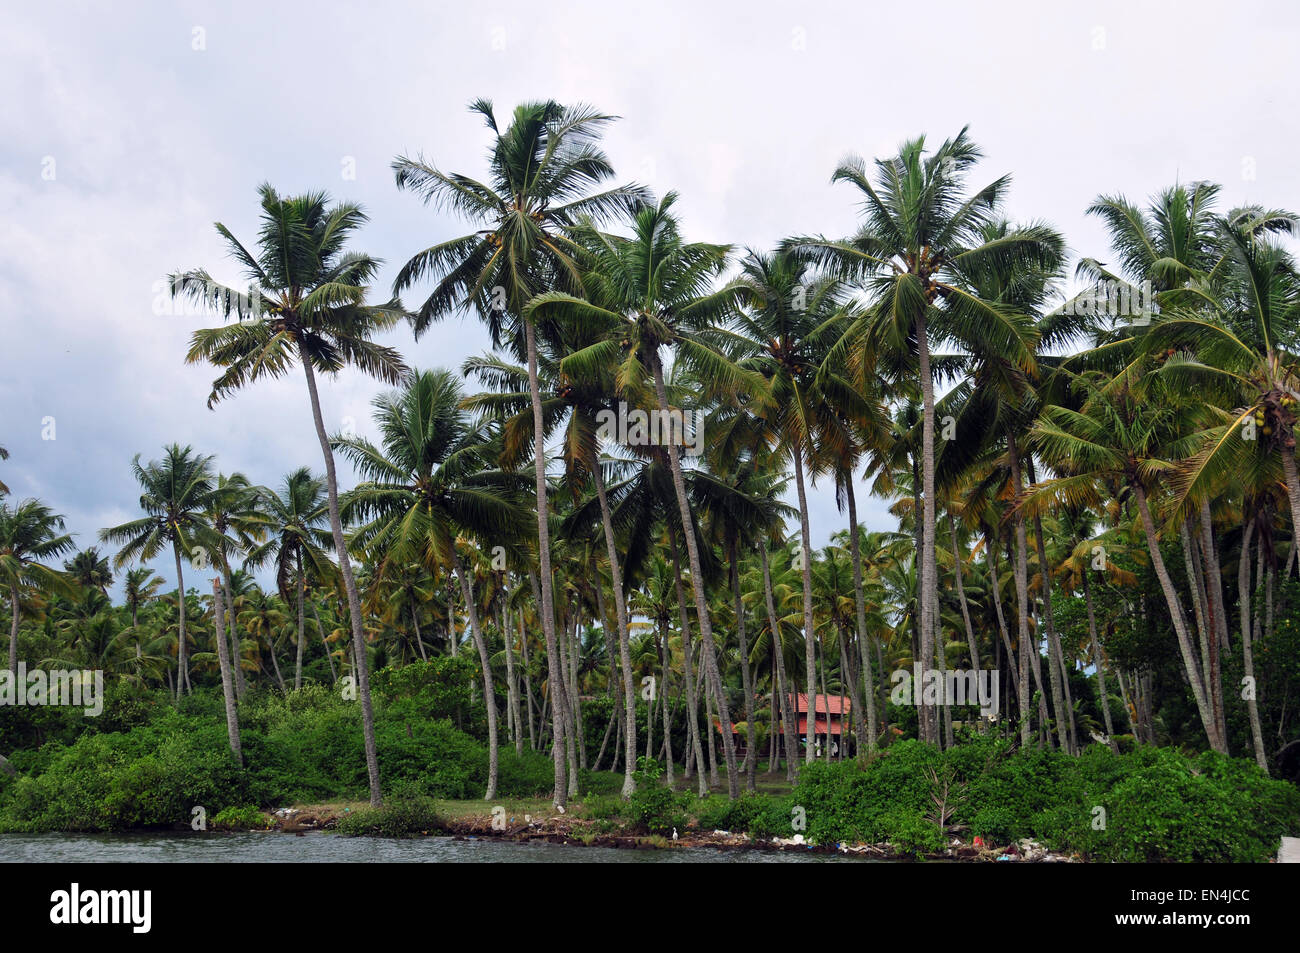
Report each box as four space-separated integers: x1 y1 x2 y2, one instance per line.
223 570 245 699
1006 435 1034 745
987 535 1021 697
212 579 242 764
592 460 638 798
760 540 799 780
300 342 382 806
1132 484 1224 753
670 479 707 794
310 601 337 683
1238 520 1269 772
791 448 818 765
657 626 675 784
1278 442 1300 579
1080 567 1116 749
294 551 305 691
1198 501 1229 747
730 543 756 792
8 584 19 675
524 321 568 807
503 594 523 757
949 515 980 671
454 553 498 800
915 309 939 745
651 356 739 798
1033 513 1075 753
172 544 188 699
846 481 878 752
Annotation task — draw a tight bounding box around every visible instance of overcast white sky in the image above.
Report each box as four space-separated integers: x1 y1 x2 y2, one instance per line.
3 0 1298 597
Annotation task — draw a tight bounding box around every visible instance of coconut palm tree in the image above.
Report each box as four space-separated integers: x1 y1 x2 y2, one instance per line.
791 129 1059 743
1 499 74 673
63 548 113 595
173 185 407 806
100 445 222 698
335 368 531 799
1028 369 1226 753
531 193 761 797
246 468 335 690
392 99 647 806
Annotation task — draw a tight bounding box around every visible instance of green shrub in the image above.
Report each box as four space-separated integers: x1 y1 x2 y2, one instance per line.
626 759 686 835
335 796 446 837
213 805 270 830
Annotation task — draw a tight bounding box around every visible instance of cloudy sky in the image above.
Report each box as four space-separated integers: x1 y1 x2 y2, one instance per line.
3 0 1297 597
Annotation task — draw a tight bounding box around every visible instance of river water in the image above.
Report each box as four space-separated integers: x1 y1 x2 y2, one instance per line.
0 832 871 863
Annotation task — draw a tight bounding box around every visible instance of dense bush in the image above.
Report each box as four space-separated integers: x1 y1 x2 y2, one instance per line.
762 737 1300 861
335 796 446 837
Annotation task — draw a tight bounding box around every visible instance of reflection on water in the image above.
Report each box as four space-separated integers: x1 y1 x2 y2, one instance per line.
0 832 877 863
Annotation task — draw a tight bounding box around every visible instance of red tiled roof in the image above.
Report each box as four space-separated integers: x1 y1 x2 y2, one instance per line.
788 693 851 715
793 715 845 736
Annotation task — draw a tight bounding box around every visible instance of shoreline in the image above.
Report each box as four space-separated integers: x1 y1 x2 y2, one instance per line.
254 804 1078 862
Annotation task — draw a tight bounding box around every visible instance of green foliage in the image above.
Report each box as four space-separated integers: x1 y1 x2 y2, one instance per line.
335 796 446 837
212 805 270 830
626 758 686 835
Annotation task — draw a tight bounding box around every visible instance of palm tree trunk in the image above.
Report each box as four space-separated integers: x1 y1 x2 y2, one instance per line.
223 570 245 699
1007 434 1034 745
295 552 305 691
1238 519 1269 772
915 309 940 745
658 626 675 784
520 614 537 751
454 553 498 800
730 543 756 792
846 481 878 752
310 601 337 683
1033 513 1075 754
791 447 819 767
760 539 800 780
949 515 980 670
211 580 242 764
1278 443 1300 579
503 596 523 757
1133 483 1224 753
173 544 187 700
8 584 19 675
524 321 568 807
669 519 708 795
592 460 638 798
1080 567 1116 749
1198 500 1230 747
651 357 739 799
987 535 1021 698
261 630 283 691
299 343 382 806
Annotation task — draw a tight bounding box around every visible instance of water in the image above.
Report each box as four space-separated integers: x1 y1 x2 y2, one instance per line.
0 832 871 863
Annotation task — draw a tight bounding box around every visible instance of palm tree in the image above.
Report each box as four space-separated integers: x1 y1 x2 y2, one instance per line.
247 468 335 690
532 193 762 798
391 99 647 806
0 499 74 673
174 185 407 807
1028 369 1226 752
201 472 265 699
791 129 1059 743
335 368 530 800
100 445 221 697
731 248 875 763
64 547 113 595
